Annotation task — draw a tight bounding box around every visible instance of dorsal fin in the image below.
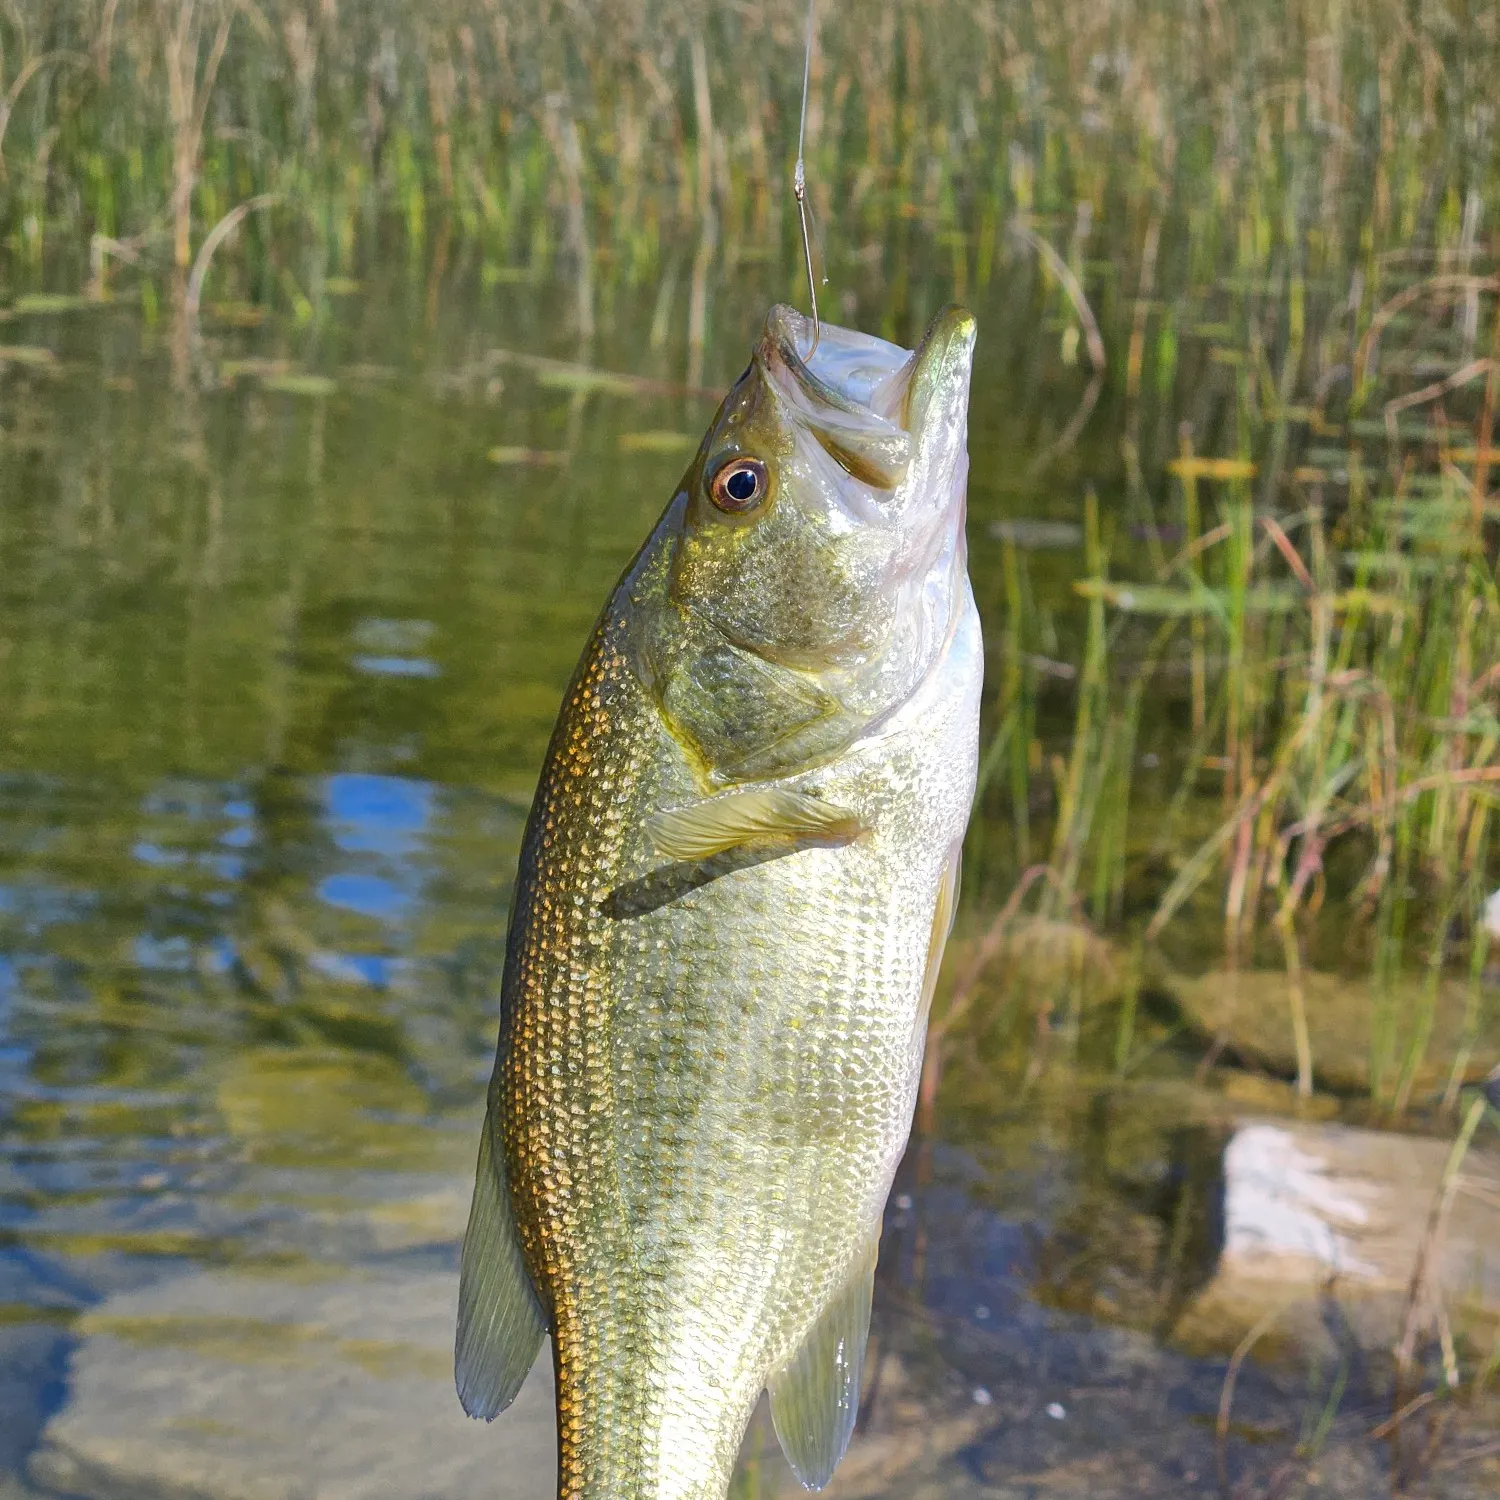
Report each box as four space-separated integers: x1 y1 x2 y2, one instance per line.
768 1238 878 1489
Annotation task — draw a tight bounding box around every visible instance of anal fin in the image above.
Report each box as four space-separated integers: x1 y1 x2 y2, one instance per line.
768 1239 878 1490
454 1111 547 1419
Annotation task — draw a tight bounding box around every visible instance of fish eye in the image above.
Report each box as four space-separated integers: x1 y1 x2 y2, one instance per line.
708 455 769 514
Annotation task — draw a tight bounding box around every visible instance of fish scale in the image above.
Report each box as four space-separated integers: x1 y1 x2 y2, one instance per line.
457 304 981 1500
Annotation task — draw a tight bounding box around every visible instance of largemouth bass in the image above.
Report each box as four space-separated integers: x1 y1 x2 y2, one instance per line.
456 302 982 1499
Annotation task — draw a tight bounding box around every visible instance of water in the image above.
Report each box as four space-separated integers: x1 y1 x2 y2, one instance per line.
0 272 1497 1499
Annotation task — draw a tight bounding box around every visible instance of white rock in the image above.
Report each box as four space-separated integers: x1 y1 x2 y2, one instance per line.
1223 1124 1377 1276
1180 1118 1500 1352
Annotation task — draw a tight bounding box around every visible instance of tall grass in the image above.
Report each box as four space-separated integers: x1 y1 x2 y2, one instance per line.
0 2 1496 336
951 279 1500 1109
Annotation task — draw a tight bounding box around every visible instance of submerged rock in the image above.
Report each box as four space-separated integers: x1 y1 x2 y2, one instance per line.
28 1262 998 1500
1174 1117 1500 1357
1164 967 1499 1095
947 916 1124 1022
29 1268 557 1500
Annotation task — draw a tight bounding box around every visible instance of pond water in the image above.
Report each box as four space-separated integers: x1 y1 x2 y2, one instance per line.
0 266 1497 1499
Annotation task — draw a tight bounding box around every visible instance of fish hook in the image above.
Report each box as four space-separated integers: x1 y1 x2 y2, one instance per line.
794 0 820 360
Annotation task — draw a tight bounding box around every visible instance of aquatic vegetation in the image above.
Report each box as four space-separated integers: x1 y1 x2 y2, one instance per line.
0 1 1486 336
954 263 1500 1113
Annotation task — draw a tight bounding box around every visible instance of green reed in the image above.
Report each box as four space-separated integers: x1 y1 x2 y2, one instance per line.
0 1 1496 337
965 330 1499 1106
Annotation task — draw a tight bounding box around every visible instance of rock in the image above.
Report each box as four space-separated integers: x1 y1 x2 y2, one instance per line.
949 917 1123 1021
29 1267 557 1500
1173 1118 1500 1355
1214 1070 1340 1118
1164 967 1500 1094
215 1047 452 1172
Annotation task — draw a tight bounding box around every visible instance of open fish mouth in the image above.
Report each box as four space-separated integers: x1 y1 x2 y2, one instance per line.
750 303 977 536
762 306 913 415
760 303 978 435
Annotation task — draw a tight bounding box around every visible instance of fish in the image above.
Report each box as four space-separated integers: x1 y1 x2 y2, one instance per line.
455 301 982 1500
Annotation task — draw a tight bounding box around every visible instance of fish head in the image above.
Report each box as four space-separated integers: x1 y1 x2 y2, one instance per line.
643 303 977 782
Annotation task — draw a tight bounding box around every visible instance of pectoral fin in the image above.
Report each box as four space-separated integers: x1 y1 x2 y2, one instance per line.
768 1239 878 1490
647 787 865 862
454 1113 547 1419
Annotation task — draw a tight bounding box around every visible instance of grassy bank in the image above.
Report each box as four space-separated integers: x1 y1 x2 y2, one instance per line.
953 413 1498 1112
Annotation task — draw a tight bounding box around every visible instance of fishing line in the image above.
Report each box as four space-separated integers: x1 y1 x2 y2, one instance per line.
794 0 820 357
